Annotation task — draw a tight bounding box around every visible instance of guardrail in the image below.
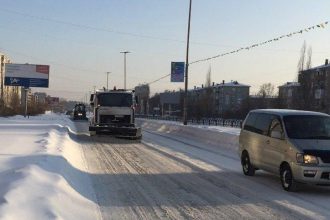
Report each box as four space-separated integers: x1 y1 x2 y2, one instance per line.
136 115 243 128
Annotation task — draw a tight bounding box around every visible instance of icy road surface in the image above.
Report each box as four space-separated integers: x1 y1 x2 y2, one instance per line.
1 114 330 220
78 119 330 220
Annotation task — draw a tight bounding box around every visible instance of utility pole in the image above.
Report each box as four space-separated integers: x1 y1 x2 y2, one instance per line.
24 87 29 118
106 72 111 90
0 55 4 101
120 51 130 90
183 0 192 125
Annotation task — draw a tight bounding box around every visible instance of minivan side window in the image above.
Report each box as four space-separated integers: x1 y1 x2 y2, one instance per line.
254 113 275 135
269 118 284 138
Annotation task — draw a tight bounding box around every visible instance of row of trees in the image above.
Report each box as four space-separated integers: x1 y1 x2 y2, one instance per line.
0 92 48 116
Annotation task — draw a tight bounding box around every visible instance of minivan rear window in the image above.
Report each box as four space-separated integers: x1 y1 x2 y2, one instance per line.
283 115 330 139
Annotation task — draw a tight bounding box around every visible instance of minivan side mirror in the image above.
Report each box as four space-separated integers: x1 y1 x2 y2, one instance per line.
271 130 284 139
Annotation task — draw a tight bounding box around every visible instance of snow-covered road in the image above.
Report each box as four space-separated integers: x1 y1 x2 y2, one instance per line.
1 115 330 219
80 119 330 220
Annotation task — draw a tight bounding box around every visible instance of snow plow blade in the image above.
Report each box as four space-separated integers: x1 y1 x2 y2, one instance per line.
89 126 142 139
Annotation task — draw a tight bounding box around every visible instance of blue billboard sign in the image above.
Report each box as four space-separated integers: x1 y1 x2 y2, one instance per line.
171 62 185 82
4 64 49 88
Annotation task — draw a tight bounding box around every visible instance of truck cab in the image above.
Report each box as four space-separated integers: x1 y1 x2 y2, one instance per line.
89 89 141 138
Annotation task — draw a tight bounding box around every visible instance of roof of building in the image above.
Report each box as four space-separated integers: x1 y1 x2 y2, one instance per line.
302 63 330 72
215 81 250 87
278 82 300 88
250 109 329 117
191 81 250 91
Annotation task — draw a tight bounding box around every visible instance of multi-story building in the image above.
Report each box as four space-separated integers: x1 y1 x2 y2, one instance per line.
21 88 33 107
0 53 22 109
213 80 250 116
278 82 302 109
159 91 182 116
298 59 330 113
187 80 250 117
134 84 150 115
34 92 47 104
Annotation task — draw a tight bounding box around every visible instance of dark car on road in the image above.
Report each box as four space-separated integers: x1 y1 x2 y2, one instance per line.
72 103 87 120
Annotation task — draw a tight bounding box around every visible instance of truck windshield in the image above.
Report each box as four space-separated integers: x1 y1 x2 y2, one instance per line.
283 115 330 139
97 93 133 107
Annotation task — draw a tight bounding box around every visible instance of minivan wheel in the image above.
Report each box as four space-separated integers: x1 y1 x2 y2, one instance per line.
280 164 298 192
241 151 255 176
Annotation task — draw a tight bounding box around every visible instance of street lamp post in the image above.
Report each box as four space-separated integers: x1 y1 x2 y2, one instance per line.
183 0 192 125
120 51 131 90
106 72 111 90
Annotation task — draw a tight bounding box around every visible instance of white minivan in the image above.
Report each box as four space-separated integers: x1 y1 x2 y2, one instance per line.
239 109 330 191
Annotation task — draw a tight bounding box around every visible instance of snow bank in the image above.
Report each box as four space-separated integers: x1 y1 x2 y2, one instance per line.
137 118 240 151
0 113 100 220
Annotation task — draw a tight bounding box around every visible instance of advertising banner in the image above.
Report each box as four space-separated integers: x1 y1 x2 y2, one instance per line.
171 62 184 82
4 63 49 88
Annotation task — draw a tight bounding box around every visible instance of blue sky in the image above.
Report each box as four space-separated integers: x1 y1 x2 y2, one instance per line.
0 0 329 100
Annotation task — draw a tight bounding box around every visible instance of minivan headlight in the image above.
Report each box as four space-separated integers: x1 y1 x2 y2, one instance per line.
296 153 319 164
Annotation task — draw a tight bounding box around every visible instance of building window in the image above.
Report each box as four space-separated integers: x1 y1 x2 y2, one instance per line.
315 89 324 99
225 95 230 105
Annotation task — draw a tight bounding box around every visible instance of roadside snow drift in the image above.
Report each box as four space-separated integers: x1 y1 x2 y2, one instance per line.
137 118 240 151
0 114 99 220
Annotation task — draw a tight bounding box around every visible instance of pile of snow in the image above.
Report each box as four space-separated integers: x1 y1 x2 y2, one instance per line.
137 118 240 151
0 113 100 219
137 118 241 135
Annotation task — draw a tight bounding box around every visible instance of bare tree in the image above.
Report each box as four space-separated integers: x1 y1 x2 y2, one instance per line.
205 66 211 87
297 41 306 73
257 83 275 97
305 46 312 69
195 66 214 118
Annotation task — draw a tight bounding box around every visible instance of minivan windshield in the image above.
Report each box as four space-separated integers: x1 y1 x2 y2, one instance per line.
283 115 330 139
97 93 132 107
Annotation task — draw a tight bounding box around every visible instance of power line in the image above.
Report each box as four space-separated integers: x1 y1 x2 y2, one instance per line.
190 21 329 65
0 8 228 47
142 20 329 86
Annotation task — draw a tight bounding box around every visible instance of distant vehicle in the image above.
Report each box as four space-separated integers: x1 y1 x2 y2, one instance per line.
72 103 87 120
239 109 330 191
65 110 72 115
89 88 141 139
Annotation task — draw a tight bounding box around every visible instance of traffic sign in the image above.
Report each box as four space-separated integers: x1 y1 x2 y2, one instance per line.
171 62 184 82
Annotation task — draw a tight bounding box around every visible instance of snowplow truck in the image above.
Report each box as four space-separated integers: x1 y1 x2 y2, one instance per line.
89 89 142 139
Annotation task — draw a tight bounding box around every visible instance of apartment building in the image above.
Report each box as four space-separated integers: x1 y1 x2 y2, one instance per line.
298 59 330 113
0 53 22 108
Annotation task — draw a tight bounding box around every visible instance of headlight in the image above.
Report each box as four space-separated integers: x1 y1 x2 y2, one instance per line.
296 153 318 164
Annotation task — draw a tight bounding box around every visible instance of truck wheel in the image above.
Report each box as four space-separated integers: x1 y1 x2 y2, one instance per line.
241 151 255 176
280 164 298 192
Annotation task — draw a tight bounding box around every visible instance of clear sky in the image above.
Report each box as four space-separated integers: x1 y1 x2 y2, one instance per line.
0 0 329 101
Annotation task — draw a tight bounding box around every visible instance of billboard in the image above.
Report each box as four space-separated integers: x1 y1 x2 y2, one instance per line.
47 97 60 105
160 92 181 105
171 62 184 82
4 63 49 88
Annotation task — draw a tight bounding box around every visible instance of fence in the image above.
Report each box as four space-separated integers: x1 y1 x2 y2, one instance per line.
136 115 243 128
